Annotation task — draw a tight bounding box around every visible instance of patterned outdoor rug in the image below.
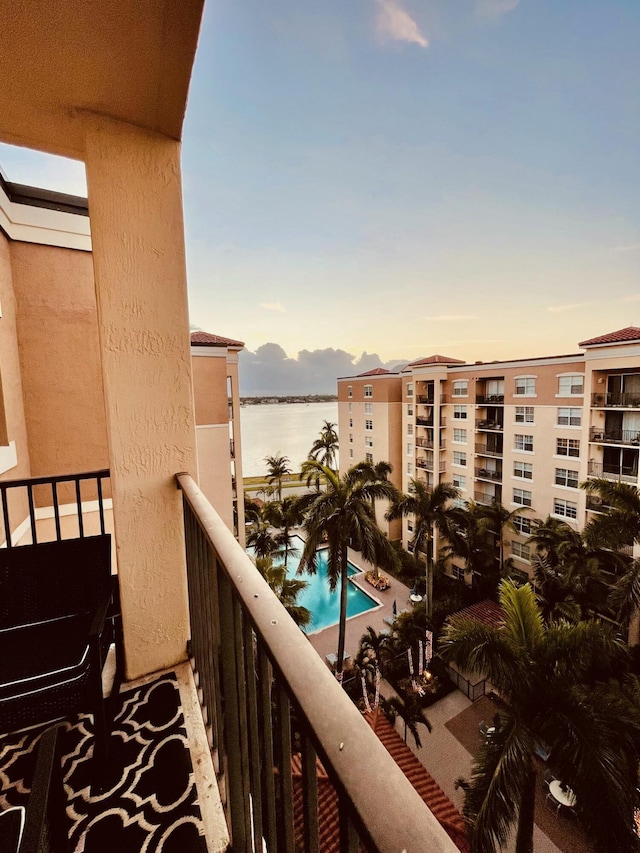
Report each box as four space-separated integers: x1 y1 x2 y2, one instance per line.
0 674 208 853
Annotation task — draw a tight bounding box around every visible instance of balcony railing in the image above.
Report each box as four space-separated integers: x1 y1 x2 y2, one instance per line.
416 395 434 405
177 474 456 852
415 437 433 449
587 461 638 484
475 442 503 457
476 395 504 405
591 392 640 408
589 427 640 446
476 420 503 432
415 416 433 427
475 467 502 482
230 438 235 457
416 459 446 473
585 495 613 513
474 491 497 505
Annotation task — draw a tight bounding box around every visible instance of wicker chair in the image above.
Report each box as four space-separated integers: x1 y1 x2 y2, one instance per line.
0 535 122 784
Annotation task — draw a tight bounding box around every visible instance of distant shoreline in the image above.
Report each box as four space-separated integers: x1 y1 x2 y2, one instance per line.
240 395 337 405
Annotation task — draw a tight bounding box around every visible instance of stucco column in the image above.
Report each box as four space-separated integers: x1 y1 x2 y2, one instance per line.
83 116 197 680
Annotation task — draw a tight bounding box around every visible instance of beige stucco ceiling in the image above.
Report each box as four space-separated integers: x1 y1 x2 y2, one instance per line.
0 0 205 161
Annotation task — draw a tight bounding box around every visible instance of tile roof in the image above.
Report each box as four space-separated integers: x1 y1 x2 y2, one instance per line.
291 708 469 853
449 599 505 628
408 354 466 367
357 367 391 376
190 331 245 348
579 327 640 347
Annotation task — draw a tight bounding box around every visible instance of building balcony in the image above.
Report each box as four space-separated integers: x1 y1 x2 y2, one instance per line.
587 460 638 485
475 442 503 457
591 392 640 409
476 420 503 432
474 490 497 505
416 458 446 473
416 416 434 427
416 395 434 405
415 437 434 449
589 427 640 446
475 467 502 482
476 395 504 405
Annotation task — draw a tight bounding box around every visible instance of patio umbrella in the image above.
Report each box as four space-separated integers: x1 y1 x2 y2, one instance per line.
392 599 397 617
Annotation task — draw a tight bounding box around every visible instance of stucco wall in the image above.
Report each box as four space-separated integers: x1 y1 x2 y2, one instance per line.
196 425 234 531
192 354 229 426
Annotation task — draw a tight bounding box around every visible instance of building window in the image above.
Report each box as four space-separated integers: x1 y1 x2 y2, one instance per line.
554 498 577 519
555 468 579 488
366 452 373 463
407 383 414 398
365 436 373 447
407 519 414 532
515 406 534 424
364 385 373 398
558 374 584 396
513 515 532 535
452 564 466 581
556 438 580 457
348 402 352 413
407 423 414 435
407 443 414 456
453 428 467 443
453 451 467 467
349 449 353 458
365 420 373 431
407 404 414 416
513 488 532 507
452 473 466 490
515 377 536 396
514 461 533 480
349 418 353 428
453 405 468 420
511 541 531 561
349 433 353 443
557 407 581 426
347 385 353 398
365 402 372 414
407 463 414 476
514 434 534 452
453 380 468 397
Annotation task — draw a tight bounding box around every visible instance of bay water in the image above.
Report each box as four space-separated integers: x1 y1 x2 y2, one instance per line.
240 401 339 478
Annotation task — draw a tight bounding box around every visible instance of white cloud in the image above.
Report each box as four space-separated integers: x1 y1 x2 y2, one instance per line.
475 0 520 18
547 302 592 313
613 243 640 253
374 0 428 48
260 302 286 313
429 314 477 322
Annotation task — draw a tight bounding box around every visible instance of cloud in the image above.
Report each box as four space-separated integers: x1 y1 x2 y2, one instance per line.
374 0 428 48
238 344 405 395
622 294 640 302
260 302 286 313
613 243 640 253
475 0 519 18
429 314 477 322
547 302 593 313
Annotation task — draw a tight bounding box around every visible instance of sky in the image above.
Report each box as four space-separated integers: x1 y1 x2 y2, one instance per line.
1 0 639 393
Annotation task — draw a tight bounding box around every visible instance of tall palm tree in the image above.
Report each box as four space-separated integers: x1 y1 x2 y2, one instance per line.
441 580 640 853
308 420 339 470
478 499 532 574
296 460 398 679
446 500 497 594
386 480 462 619
264 452 292 502
254 556 311 629
246 521 279 560
582 478 640 549
263 496 304 570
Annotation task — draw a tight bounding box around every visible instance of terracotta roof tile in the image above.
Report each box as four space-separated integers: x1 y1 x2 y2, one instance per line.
357 367 391 376
408 354 466 367
579 327 640 347
291 709 469 853
190 331 245 348
449 599 505 628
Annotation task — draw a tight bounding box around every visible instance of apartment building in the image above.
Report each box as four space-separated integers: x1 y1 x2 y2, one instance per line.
339 330 640 580
337 368 404 539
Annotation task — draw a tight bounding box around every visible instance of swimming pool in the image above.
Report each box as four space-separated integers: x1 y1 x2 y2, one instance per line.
283 535 379 633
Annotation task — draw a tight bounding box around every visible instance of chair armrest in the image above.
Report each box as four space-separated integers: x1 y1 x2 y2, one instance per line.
88 576 118 641
19 724 69 853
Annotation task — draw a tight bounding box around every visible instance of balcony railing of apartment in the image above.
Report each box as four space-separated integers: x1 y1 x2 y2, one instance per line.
476 420 503 432
587 461 639 485
415 437 433 449
589 427 640 446
474 491 497 505
0 469 110 547
415 459 446 473
585 495 613 513
440 417 447 428
475 395 505 405
177 473 455 853
591 392 640 409
415 395 434 405
475 467 502 482
415 416 434 427
230 438 235 458
474 442 503 457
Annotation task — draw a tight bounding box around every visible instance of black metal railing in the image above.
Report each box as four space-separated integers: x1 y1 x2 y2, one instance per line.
591 392 640 408
230 438 235 457
476 395 504 405
474 491 496 505
415 438 433 449
475 467 502 482
415 416 433 427
475 442 503 457
0 469 110 547
476 421 503 432
587 461 638 484
589 427 640 446
585 495 612 513
446 665 486 701
177 474 455 853
416 395 434 405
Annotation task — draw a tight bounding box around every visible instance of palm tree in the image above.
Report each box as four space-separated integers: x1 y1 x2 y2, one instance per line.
263 496 304 570
296 460 398 679
386 480 462 619
264 452 292 502
308 420 339 469
478 499 532 574
254 556 311 629
446 500 496 594
609 558 640 635
440 580 640 853
246 521 279 560
582 478 640 548
380 693 432 749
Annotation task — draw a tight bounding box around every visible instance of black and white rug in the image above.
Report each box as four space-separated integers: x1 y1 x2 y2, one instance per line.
0 674 208 853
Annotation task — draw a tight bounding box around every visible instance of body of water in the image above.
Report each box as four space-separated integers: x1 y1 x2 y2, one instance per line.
240 401 339 477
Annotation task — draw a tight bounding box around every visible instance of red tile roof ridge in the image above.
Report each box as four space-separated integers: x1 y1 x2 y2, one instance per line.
357 367 391 376
190 330 245 348
408 354 466 367
579 326 640 347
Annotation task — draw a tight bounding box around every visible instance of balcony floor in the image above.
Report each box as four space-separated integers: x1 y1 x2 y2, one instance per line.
0 662 227 852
